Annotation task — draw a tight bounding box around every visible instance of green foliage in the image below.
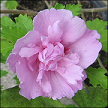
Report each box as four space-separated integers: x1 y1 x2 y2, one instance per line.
66 104 77 107
65 4 82 16
15 14 33 33
0 70 8 78
1 86 65 107
0 52 10 63
1 41 14 56
86 18 107 52
5 0 18 10
13 75 20 84
54 3 82 16
1 15 33 56
54 3 65 9
73 86 107 107
86 67 107 89
1 16 15 28
1 26 27 44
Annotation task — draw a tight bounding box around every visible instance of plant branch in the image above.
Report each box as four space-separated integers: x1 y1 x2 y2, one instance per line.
1 6 107 16
0 10 38 16
97 58 107 71
44 0 51 9
81 6 107 12
18 4 29 10
77 0 86 21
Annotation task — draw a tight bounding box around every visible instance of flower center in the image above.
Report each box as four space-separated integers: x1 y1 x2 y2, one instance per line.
38 42 64 71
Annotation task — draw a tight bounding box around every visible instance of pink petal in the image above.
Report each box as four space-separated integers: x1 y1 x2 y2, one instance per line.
33 8 73 36
41 36 49 47
47 71 74 100
13 30 41 54
69 29 102 69
6 54 20 73
69 71 87 93
19 46 42 57
16 58 43 99
39 73 52 94
48 21 63 43
36 62 45 82
60 16 87 46
27 54 38 71
57 58 84 84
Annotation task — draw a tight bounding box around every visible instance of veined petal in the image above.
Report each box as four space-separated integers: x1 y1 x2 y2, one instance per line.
16 58 43 100
6 54 20 73
60 16 87 46
57 64 84 84
69 29 102 69
48 21 63 43
19 46 42 57
13 30 41 54
47 72 74 100
33 8 73 36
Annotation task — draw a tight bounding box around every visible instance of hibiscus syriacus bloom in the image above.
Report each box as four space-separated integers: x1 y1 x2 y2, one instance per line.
7 8 102 100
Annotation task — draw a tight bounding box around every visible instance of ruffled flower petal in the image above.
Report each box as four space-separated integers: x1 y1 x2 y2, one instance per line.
69 29 102 69
16 58 43 100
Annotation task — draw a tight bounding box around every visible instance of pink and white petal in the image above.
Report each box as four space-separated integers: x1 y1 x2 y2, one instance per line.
33 8 73 36
69 29 102 69
19 46 42 57
12 30 41 54
60 16 87 46
6 53 20 73
69 71 87 93
16 58 43 100
65 53 80 64
82 70 87 81
48 21 63 43
39 73 52 95
57 64 84 84
27 54 38 71
41 36 49 47
36 62 45 82
47 71 74 100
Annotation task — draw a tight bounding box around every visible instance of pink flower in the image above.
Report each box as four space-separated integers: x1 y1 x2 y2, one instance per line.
7 8 102 100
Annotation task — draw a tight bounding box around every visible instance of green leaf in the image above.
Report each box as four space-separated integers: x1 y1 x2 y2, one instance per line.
5 0 18 10
73 86 107 107
86 67 107 89
15 14 33 33
0 52 10 63
65 4 82 16
1 86 65 107
53 3 82 16
66 104 77 107
1 26 27 44
1 41 14 56
0 70 8 78
54 3 65 9
13 75 20 84
1 16 15 28
1 15 33 56
86 19 107 52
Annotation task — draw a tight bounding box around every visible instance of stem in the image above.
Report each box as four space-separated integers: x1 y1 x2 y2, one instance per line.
18 4 32 11
1 6 107 16
1 10 38 16
77 0 86 21
97 58 107 71
81 6 107 12
44 0 51 9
